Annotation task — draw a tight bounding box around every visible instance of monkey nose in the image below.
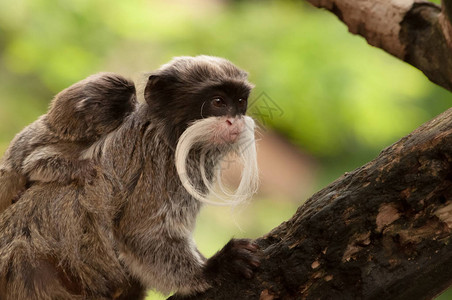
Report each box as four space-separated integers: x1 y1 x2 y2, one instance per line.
226 117 237 126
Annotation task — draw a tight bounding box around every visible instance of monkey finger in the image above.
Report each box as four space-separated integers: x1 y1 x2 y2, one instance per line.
242 267 254 279
242 242 260 252
229 238 260 251
233 248 260 262
229 254 260 270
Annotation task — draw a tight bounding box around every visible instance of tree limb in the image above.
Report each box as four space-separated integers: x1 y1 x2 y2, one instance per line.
171 108 452 299
302 0 452 92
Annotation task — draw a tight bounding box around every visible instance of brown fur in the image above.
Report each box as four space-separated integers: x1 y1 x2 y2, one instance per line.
0 73 136 212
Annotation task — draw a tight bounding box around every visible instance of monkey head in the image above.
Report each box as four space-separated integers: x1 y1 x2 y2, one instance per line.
144 56 254 146
45 73 136 142
144 55 259 205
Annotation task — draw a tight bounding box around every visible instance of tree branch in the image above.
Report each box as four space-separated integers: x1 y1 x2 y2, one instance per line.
171 108 452 299
302 0 452 92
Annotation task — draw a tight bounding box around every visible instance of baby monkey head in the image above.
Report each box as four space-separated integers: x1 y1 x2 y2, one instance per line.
145 55 259 205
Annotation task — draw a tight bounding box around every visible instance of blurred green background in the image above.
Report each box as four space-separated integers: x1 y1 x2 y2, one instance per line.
0 0 450 299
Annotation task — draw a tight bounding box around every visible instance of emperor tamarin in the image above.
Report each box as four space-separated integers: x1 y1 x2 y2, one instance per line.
0 55 260 299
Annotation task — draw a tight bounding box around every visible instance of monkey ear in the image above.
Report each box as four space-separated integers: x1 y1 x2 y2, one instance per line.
144 74 176 106
147 74 160 85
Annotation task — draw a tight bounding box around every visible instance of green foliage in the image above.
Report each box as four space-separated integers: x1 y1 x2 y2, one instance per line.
0 0 449 160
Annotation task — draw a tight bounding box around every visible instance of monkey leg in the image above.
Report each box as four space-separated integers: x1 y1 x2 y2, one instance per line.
0 182 133 300
112 277 147 300
0 247 83 300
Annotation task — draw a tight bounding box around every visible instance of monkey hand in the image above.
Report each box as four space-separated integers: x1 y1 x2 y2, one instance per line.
167 239 260 300
204 238 261 282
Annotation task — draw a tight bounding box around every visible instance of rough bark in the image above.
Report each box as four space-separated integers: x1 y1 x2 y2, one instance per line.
301 0 452 92
170 108 452 299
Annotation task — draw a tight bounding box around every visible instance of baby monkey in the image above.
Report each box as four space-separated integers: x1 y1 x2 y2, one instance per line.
0 73 136 211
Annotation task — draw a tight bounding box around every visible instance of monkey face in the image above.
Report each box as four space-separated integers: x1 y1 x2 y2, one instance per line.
144 56 253 147
189 81 251 145
144 56 259 205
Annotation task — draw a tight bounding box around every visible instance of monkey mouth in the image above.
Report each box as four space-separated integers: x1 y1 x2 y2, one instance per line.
215 129 241 144
228 131 240 142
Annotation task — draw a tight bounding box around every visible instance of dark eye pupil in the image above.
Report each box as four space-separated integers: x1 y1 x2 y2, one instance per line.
212 98 225 107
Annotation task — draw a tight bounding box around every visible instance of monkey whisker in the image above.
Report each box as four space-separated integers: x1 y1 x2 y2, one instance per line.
175 116 259 206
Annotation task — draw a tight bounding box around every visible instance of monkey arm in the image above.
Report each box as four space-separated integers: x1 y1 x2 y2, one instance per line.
22 145 96 184
0 181 129 299
118 230 211 295
118 223 260 297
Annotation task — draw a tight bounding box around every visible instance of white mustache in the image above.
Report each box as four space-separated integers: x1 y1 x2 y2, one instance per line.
175 116 259 206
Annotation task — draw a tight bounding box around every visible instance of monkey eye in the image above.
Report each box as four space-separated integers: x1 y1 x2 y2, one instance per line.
238 98 247 107
211 97 226 108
